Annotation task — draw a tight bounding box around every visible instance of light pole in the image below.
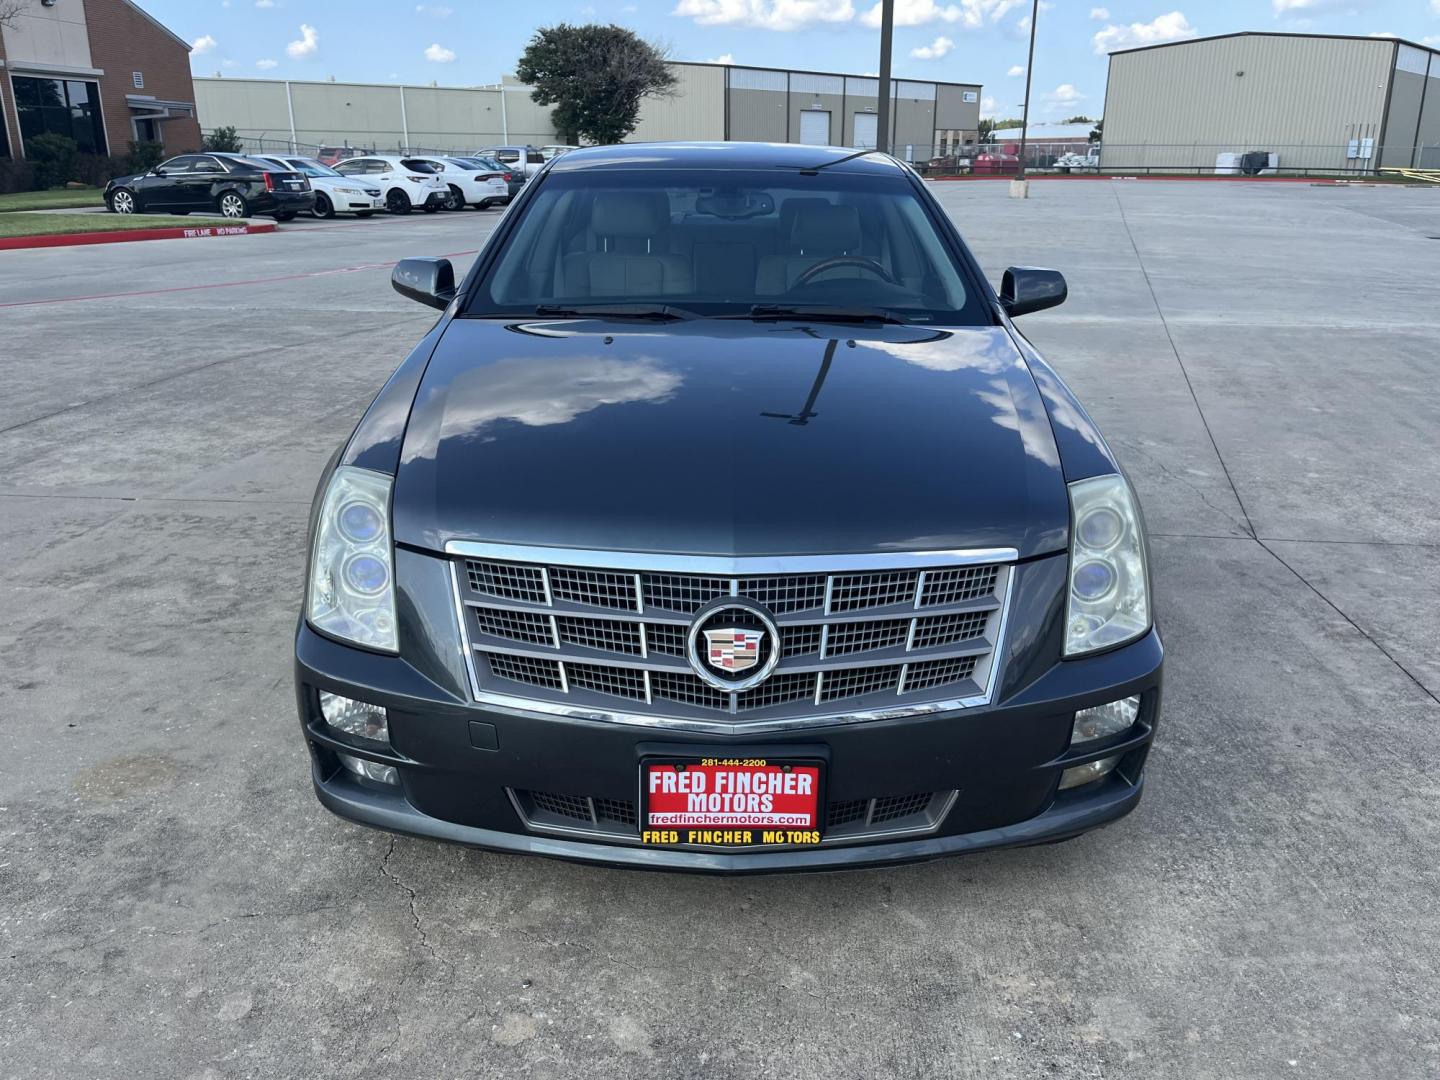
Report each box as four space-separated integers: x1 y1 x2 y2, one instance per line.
876 0 894 154
1013 0 1039 198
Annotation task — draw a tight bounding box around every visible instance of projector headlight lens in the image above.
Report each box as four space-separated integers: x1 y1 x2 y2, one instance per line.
307 466 398 652
1064 474 1151 657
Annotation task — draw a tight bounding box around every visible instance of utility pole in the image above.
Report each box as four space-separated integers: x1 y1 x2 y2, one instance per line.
1013 0 1038 198
876 0 894 154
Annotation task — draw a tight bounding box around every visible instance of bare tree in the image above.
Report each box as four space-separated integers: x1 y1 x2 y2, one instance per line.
0 0 27 32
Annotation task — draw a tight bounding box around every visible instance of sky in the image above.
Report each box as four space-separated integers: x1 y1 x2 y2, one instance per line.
146 0 1440 123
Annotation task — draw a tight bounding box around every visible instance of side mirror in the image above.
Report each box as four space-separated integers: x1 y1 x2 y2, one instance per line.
391 257 456 310
152 167 166 177
1000 267 1067 317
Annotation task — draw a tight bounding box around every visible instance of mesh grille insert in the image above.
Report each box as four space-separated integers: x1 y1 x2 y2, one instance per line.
475 607 554 646
911 611 990 650
903 656 978 693
739 575 827 614
650 671 729 711
827 799 869 827
870 792 932 824
645 623 688 657
920 565 999 606
828 571 919 613
486 652 564 690
820 664 902 701
467 560 547 604
781 625 823 658
826 618 909 656
530 791 591 821
549 567 637 610
594 797 636 825
567 662 647 701
737 672 816 712
556 616 642 656
641 573 727 613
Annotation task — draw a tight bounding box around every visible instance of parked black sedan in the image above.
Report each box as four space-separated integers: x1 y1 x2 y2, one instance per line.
296 142 1162 872
105 153 315 221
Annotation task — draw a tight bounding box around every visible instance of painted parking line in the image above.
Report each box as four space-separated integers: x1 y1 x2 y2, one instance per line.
0 248 480 309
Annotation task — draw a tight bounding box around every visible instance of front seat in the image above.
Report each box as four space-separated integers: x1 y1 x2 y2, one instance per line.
562 192 692 297
755 203 865 296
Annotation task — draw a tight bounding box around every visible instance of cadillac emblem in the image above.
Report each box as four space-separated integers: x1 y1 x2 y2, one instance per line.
687 600 782 692
704 627 764 673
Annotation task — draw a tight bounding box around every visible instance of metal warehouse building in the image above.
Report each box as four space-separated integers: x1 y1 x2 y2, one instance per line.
1102 32 1440 173
193 61 981 160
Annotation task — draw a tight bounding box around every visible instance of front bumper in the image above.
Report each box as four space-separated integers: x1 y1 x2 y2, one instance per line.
295 616 1162 873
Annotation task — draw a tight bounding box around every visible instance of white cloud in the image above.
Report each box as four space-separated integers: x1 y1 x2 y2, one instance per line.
911 35 954 58
861 0 1022 29
256 58 279 69
1007 64 1025 76
191 34 217 54
1089 6 1108 17
286 24 318 58
255 0 276 8
416 3 454 14
221 59 238 68
706 53 737 63
672 0 855 31
979 94 997 118
1367 31 1397 37
424 42 456 62
1425 35 1440 46
1092 11 1195 55
1043 83 1085 107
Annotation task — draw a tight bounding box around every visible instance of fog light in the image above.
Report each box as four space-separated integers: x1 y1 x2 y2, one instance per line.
1071 695 1139 746
319 691 389 743
1058 755 1120 791
338 752 399 786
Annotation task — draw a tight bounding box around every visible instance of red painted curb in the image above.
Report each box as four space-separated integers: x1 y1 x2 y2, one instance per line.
0 220 278 251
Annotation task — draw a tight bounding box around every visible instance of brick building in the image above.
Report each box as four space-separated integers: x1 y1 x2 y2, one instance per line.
0 0 199 161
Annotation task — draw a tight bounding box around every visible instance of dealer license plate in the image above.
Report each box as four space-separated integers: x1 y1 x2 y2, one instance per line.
641 758 823 847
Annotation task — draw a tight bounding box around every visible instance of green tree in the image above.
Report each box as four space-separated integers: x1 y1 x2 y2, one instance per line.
1089 118 1103 143
202 126 245 153
516 23 677 146
126 140 165 173
1062 115 1094 125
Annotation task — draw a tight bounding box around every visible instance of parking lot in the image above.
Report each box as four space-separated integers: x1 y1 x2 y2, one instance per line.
2 179 1437 1078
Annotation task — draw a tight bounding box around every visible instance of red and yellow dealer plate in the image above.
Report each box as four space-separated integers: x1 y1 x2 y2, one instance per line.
641 758 823 847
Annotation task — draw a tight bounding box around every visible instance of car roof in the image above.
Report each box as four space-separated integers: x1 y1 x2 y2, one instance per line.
546 141 906 175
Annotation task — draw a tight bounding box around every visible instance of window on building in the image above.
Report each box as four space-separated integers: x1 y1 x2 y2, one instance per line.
0 96 10 159
12 77 108 155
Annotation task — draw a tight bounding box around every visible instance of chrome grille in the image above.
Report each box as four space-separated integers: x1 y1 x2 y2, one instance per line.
452 545 1014 732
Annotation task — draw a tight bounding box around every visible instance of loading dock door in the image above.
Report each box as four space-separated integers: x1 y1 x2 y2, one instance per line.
853 112 877 150
799 110 831 147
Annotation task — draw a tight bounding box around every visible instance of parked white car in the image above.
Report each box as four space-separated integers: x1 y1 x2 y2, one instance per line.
473 145 546 178
253 154 385 218
331 155 449 214
403 156 509 211
539 145 576 161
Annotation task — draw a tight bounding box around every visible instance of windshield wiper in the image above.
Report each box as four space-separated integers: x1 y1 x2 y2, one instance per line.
726 304 910 325
530 303 700 321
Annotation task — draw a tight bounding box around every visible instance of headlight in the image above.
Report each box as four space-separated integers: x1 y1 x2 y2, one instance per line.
307 466 398 651
1064 474 1150 657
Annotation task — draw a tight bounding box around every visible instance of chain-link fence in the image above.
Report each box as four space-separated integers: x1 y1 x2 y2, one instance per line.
916 141 1440 178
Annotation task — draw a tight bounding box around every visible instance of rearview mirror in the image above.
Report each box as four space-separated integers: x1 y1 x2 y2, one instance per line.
392 257 456 310
1000 267 1067 317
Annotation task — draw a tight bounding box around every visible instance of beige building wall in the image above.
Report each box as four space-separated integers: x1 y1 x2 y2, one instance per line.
631 63 724 142
0 0 95 71
1102 34 1395 170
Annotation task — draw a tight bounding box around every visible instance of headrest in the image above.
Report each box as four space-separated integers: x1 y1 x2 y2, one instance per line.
590 192 668 238
790 204 861 254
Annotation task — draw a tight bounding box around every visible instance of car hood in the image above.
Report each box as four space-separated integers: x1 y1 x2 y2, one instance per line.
393 318 1069 558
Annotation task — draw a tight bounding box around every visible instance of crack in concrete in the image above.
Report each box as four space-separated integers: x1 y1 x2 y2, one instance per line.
379 836 445 969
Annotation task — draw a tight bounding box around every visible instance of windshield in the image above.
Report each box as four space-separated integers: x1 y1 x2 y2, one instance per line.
288 158 341 178
467 168 988 325
468 156 504 171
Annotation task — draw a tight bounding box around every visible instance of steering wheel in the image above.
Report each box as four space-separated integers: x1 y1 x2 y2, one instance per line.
793 255 898 288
